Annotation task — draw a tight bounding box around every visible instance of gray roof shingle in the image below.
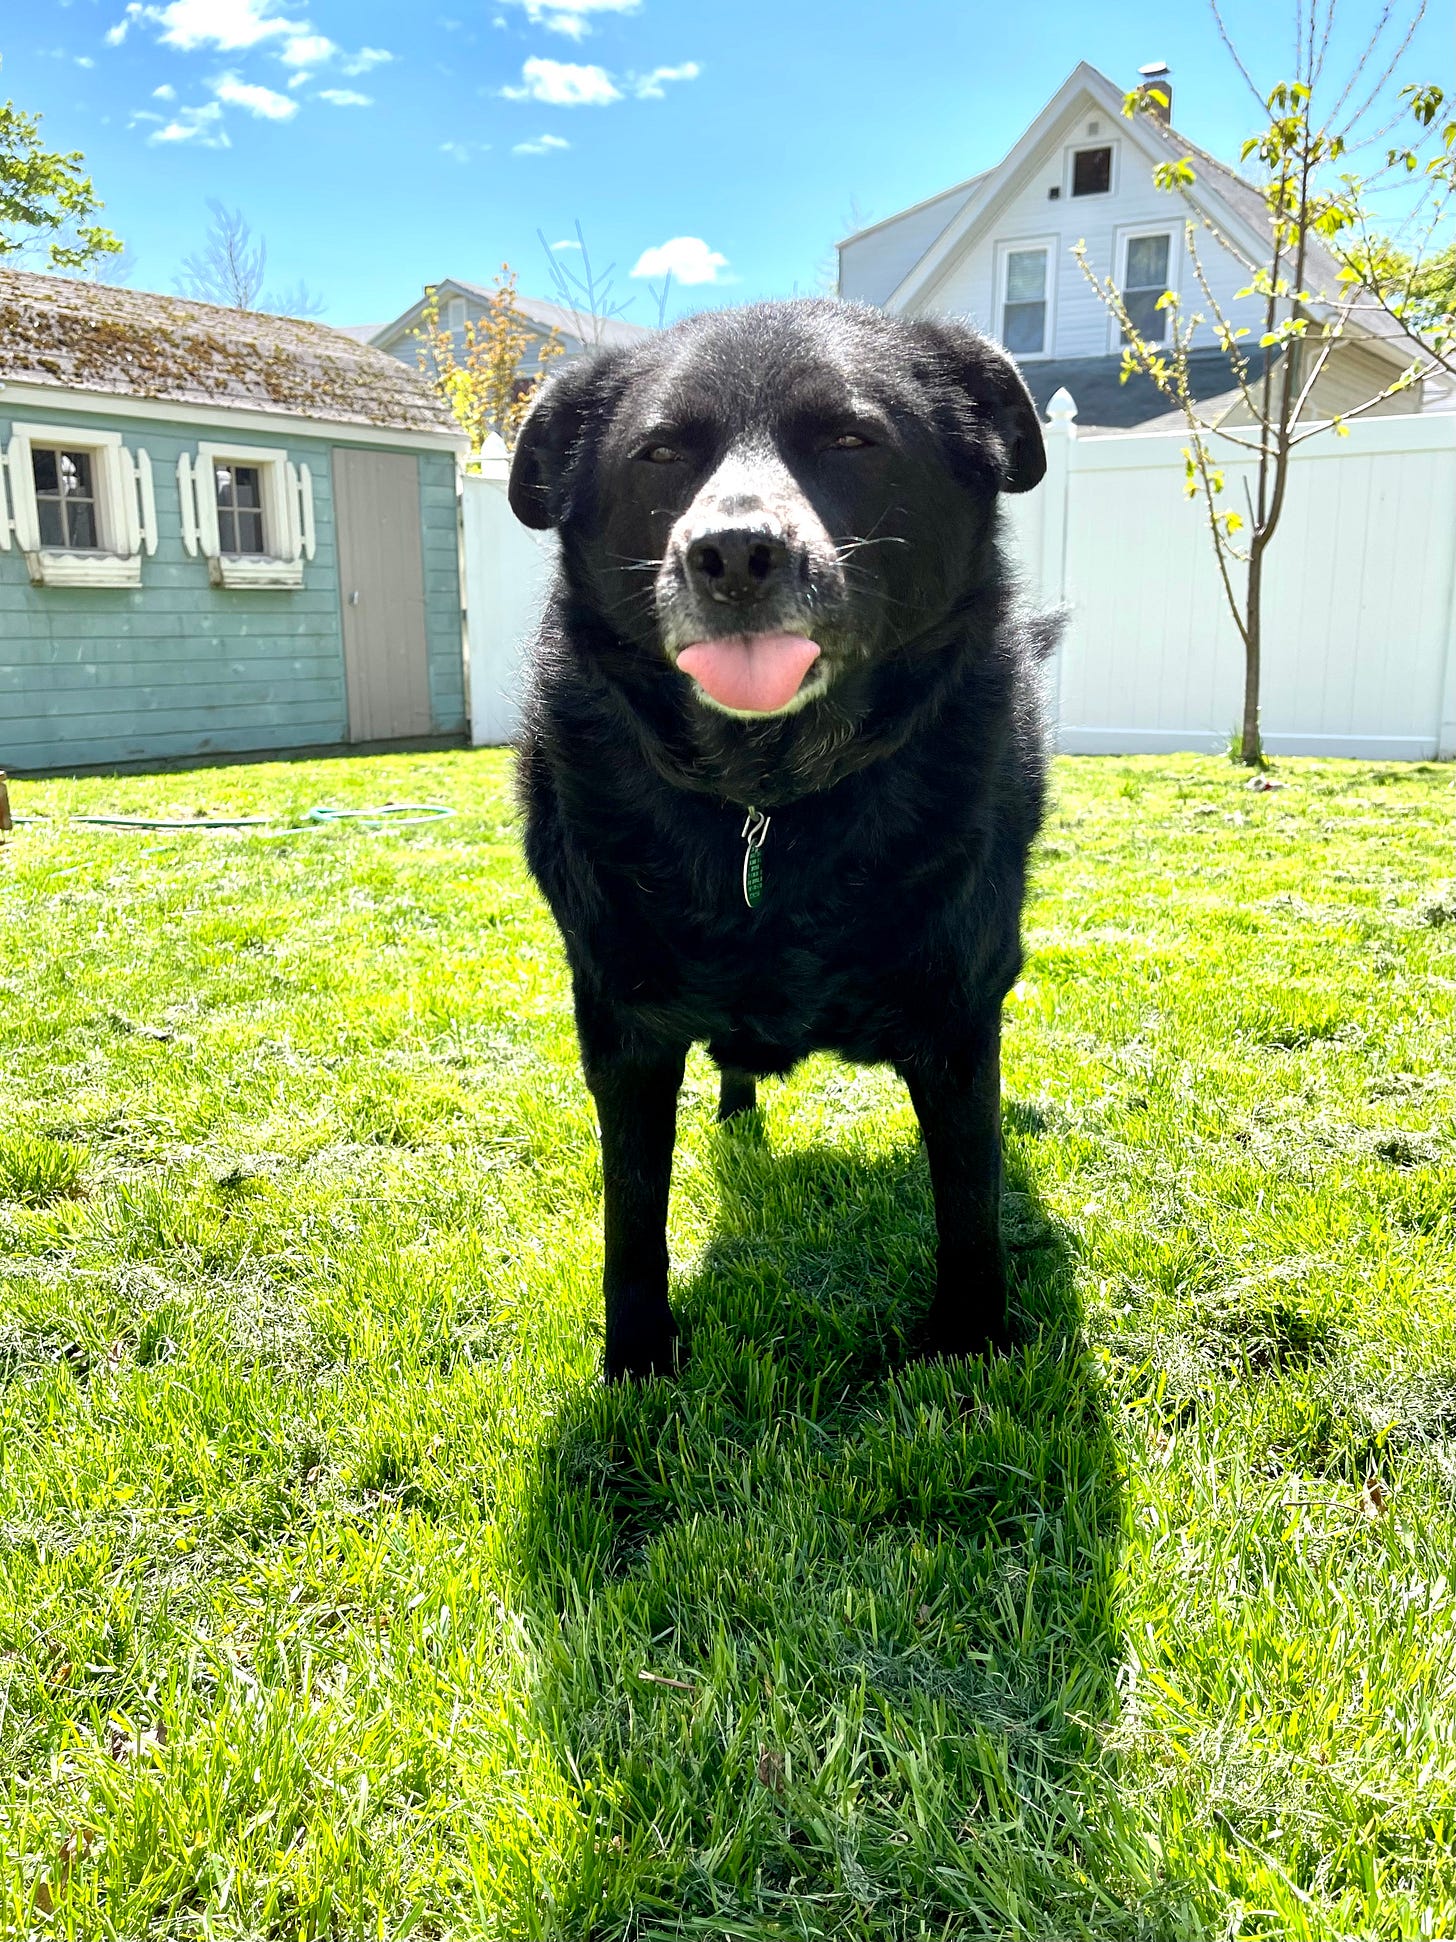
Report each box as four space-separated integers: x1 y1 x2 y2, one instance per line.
0 268 459 438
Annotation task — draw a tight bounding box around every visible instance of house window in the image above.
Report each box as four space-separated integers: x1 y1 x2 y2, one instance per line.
180 442 314 588
1002 247 1049 356
446 297 466 335
1071 145 1112 196
1123 233 1172 341
33 448 100 549
1 424 156 586
214 462 266 555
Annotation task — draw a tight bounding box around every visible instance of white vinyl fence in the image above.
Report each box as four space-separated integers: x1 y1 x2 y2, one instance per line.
1005 394 1456 760
460 451 556 747
461 404 1456 759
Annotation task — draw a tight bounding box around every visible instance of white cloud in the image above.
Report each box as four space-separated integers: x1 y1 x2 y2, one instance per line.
317 87 371 105
153 81 177 97
105 6 141 44
440 139 489 162
513 132 569 153
212 70 298 117
148 99 229 145
279 30 333 63
340 45 392 74
76 54 96 66
146 0 305 51
499 0 637 35
287 69 310 85
549 236 582 250
630 61 699 98
501 56 619 105
631 236 729 285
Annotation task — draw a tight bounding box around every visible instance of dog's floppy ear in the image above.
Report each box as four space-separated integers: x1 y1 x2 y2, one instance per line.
910 316 1047 495
508 349 623 531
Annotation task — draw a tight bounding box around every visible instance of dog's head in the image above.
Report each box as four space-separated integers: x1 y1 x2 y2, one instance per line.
509 299 1043 731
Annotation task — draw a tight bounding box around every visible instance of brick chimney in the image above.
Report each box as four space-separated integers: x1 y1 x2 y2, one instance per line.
1137 61 1173 125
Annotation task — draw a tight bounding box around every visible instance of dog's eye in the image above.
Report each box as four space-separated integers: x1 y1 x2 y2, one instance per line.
828 432 871 451
638 444 682 464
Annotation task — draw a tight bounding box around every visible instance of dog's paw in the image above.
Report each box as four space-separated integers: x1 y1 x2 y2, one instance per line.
603 1306 683 1384
913 1302 1013 1365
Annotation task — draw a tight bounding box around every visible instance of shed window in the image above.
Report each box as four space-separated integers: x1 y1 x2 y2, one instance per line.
1123 233 1172 342
1002 248 1048 356
2 425 155 586
33 447 101 549
1071 145 1112 196
181 442 315 588
214 462 266 554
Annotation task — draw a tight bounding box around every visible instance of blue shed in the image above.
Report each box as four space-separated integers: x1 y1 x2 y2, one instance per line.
0 269 468 772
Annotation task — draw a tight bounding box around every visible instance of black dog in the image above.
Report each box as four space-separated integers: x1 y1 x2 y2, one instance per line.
508 299 1052 1381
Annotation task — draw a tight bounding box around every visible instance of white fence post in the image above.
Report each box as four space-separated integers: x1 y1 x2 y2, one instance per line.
1039 387 1076 736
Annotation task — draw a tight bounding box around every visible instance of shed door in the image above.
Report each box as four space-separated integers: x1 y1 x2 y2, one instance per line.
333 448 433 742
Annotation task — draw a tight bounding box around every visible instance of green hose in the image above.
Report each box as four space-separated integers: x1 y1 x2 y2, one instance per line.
50 804 456 834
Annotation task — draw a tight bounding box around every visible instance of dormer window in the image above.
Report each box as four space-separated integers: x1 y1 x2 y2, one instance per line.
1071 145 1113 196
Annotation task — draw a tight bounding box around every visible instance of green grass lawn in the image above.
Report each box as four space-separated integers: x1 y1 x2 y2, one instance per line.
1 747 1453 1940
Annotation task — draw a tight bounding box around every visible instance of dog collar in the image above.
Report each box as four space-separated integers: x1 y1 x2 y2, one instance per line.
740 808 770 908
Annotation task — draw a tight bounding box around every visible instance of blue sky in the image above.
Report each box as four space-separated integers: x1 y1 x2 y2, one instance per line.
6 0 1452 330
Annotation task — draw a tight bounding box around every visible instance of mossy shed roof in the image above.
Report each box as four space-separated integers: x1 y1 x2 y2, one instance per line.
0 268 459 439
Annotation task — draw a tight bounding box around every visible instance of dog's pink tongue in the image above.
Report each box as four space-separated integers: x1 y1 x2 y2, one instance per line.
676 634 820 714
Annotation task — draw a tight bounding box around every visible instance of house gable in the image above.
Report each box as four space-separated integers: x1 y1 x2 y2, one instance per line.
847 61 1396 398
368 278 649 373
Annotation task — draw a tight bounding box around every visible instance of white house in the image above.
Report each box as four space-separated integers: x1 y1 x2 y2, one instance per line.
839 61 1427 429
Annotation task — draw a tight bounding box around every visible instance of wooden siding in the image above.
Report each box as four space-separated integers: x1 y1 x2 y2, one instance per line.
0 403 464 771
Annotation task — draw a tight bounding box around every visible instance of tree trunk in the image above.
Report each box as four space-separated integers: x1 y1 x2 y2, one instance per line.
1240 545 1265 767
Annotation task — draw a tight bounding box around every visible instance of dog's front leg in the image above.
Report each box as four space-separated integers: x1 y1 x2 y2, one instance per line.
898 1014 1010 1360
578 1009 687 1382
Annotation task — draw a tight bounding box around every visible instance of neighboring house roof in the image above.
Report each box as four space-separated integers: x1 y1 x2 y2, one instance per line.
1018 348 1275 433
0 268 459 438
362 278 653 354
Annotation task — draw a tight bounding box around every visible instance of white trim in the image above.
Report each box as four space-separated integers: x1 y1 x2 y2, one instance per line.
995 235 1057 360
1110 223 1181 354
1064 136 1119 202
208 554 304 590
21 550 142 589
0 379 467 454
0 441 13 550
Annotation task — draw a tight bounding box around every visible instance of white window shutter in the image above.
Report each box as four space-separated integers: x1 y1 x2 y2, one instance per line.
7 434 39 552
119 450 142 556
194 452 221 557
283 461 303 562
132 449 158 555
297 462 316 561
176 452 199 556
0 445 11 550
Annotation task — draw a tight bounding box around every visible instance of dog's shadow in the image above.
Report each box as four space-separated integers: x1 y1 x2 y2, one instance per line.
513 1106 1128 1933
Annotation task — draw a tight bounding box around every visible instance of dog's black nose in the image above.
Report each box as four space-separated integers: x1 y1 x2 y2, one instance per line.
685 529 790 605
